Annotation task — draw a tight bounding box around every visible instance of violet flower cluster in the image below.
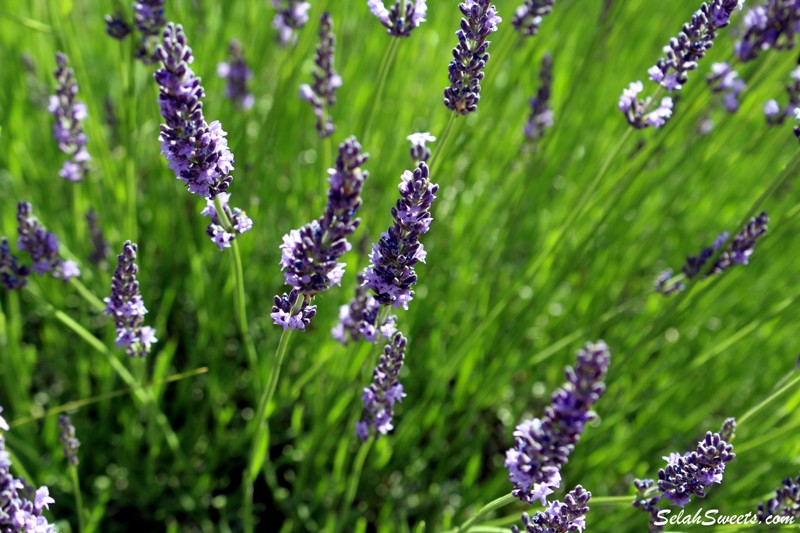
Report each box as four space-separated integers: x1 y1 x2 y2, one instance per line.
300 12 342 138
201 192 254 250
133 0 167 63
620 0 743 129
105 13 133 40
272 137 369 331
511 485 592 533
407 132 436 163
765 66 800 125
356 332 407 441
735 0 800 62
368 0 427 37
633 419 736 531
1 406 57 532
17 202 80 282
104 241 157 357
443 0 502 115
49 52 90 182
86 209 110 265
217 40 254 110
0 237 30 291
504 341 611 505
512 0 555 37
273 0 311 46
332 273 398 344
155 23 235 200
757 474 800 521
706 62 746 113
58 415 80 466
524 53 554 143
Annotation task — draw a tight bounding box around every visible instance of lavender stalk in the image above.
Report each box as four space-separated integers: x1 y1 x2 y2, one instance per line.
273 0 311 46
368 0 427 36
300 13 342 138
49 52 90 183
355 332 407 440
512 0 555 37
511 485 592 533
16 202 80 282
217 39 255 110
133 0 167 63
524 52 554 144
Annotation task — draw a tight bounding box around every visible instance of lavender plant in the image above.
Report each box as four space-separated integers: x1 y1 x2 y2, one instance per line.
764 66 800 125
104 241 157 357
58 415 80 466
201 193 253 250
757 474 800 520
272 137 368 331
86 209 110 265
356 332 407 440
706 62 745 113
407 132 436 163
511 485 592 533
133 0 167 63
300 13 341 138
217 40 255 110
334 162 437 344
524 53 554 144
620 0 742 129
505 341 611 505
512 0 555 37
273 0 311 46
0 237 30 290
368 0 427 36
17 202 80 281
443 0 502 115
735 0 800 61
49 52 90 182
105 13 133 40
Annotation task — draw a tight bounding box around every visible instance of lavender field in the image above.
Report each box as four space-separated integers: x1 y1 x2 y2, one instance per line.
1 0 800 531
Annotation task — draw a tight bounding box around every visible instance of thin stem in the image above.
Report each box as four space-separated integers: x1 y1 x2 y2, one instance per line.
590 495 633 505
70 466 86 533
335 437 374 533
430 113 457 174
454 493 517 533
70 278 105 312
738 370 800 427
361 38 399 143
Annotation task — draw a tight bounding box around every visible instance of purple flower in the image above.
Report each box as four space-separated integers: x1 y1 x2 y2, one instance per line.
1 412 58 533
86 209 110 265
200 192 253 250
271 289 318 331
368 0 427 37
682 212 768 279
505 341 611 505
364 162 438 310
332 273 398 344
763 66 800 125
511 485 592 533
653 269 685 296
300 12 341 138
49 52 90 183
155 23 235 200
133 0 166 64
757 474 800 521
621 0 742 129
217 40 254 110
273 137 369 330
356 332 407 441
736 1 800 62
1 237 30 291
443 0 502 115
512 0 555 37
707 62 746 112
273 0 311 46
104 241 157 357
58 415 80 466
17 202 80 282
524 53 554 143
105 13 133 40
407 132 436 163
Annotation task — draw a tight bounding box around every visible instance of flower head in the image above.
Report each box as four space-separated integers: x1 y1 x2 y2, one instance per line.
16 202 80 281
300 12 341 137
512 0 556 37
368 0 428 37
49 52 90 182
217 40 254 110
201 192 253 250
407 132 436 163
105 13 133 40
58 415 80 466
757 474 800 521
356 333 407 440
707 62 746 113
736 1 800 62
273 0 311 46
155 23 235 200
505 341 611 505
1 237 30 291
86 209 110 265
332 273 398 344
443 0 502 115
133 0 167 64
524 53 554 144
684 212 768 278
511 485 592 533
104 241 157 357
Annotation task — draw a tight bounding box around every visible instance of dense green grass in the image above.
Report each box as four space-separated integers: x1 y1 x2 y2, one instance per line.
2 0 800 531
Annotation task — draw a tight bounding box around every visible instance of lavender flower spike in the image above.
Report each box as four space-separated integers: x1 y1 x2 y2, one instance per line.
155 23 235 200
86 209 110 265
17 202 80 281
272 137 369 330
512 0 555 37
524 52 554 143
683 211 768 279
300 13 342 138
356 332 407 441
407 132 436 163
332 273 398 344
365 162 438 310
505 341 611 505
621 0 743 129
706 62 745 113
368 0 428 37
217 40 255 110
273 0 312 46
735 1 800 62
764 66 800 125
104 241 157 357
757 474 800 521
1 406 58 533
201 192 253 250
49 52 90 182
1 237 30 290
133 0 167 64
512 486 592 533
58 415 80 466
443 0 502 115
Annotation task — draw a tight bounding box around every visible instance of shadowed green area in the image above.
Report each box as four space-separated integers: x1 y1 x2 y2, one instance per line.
1 0 799 531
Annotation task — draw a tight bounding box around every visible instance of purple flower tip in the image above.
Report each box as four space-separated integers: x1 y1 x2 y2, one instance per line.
356 332 407 440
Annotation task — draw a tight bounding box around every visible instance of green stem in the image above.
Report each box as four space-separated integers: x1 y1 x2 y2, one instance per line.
430 113 457 174
590 495 633 505
335 437 374 533
361 38 399 143
70 278 105 312
70 466 86 533
455 493 517 533
738 370 800 427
